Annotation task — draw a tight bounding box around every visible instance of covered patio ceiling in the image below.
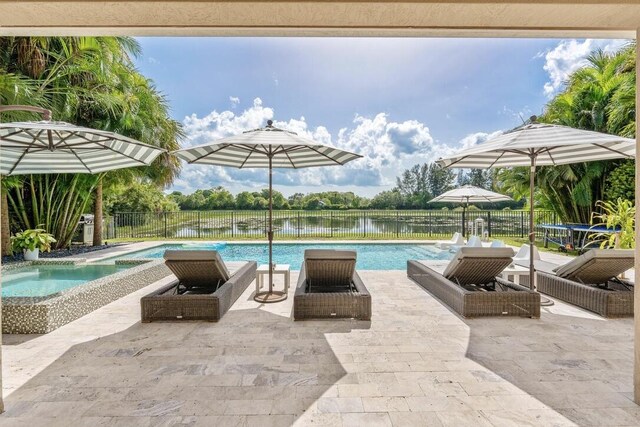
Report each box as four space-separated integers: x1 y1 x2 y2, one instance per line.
0 0 639 38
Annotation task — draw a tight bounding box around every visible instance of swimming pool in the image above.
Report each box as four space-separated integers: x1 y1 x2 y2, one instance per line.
114 242 452 270
2 263 132 297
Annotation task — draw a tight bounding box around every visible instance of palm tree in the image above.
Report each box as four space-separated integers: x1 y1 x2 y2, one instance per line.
500 43 636 224
0 36 183 249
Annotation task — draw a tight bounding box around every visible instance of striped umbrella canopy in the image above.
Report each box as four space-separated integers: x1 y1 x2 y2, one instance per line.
437 122 635 169
0 121 165 175
429 185 512 205
175 121 361 168
429 185 512 238
174 120 362 303
437 117 635 291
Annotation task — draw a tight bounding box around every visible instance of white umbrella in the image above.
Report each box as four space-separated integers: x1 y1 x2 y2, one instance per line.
174 120 362 303
430 185 512 204
437 117 635 290
1 120 164 174
429 185 512 236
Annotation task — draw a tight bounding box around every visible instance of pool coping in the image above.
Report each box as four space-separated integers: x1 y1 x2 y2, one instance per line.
2 258 171 334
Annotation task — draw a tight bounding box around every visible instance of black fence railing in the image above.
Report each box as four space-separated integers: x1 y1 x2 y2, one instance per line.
107 210 558 240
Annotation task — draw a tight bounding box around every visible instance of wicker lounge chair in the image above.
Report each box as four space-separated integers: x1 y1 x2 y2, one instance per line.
294 249 371 320
141 250 257 322
536 249 634 317
407 247 540 318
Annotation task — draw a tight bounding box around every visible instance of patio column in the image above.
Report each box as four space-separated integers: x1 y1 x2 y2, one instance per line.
635 29 640 406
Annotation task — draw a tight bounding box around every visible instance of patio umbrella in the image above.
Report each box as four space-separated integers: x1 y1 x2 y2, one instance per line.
0 105 167 252
174 120 362 303
437 116 635 290
1 120 164 174
428 185 512 237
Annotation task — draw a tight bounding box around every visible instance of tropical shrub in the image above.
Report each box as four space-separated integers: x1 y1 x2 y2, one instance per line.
590 198 635 249
11 228 56 253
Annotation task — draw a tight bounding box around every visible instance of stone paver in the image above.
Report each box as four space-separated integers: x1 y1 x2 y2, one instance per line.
1 264 637 426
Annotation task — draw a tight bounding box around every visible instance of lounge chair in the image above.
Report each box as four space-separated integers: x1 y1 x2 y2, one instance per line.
467 235 483 247
436 232 464 249
141 250 257 322
294 249 371 320
490 240 506 248
536 249 634 317
407 247 540 318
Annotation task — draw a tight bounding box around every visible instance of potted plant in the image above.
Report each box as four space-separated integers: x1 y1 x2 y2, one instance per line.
11 228 57 261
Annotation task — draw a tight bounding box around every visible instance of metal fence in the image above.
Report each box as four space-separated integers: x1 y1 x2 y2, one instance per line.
107 210 558 240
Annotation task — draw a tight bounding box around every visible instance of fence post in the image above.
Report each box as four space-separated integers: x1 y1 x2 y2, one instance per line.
396 211 400 237
363 211 367 238
487 211 492 237
520 211 525 238
297 211 301 238
164 212 168 238
231 211 235 238
330 211 334 238
461 210 466 237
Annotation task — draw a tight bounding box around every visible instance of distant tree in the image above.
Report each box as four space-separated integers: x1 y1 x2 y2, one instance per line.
105 182 179 214
204 187 235 209
370 190 404 209
253 196 269 210
288 192 305 209
426 163 455 197
395 164 430 208
303 197 324 210
457 169 492 189
235 191 255 209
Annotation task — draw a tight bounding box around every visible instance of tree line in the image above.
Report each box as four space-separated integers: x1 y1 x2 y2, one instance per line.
108 166 522 212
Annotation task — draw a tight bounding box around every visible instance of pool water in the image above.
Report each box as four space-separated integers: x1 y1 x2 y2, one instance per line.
2 264 131 298
115 243 452 270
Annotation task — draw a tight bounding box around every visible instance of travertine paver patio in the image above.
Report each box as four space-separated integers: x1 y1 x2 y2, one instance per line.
1 265 637 426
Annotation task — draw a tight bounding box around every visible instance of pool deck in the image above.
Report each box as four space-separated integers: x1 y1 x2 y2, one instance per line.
1 247 637 426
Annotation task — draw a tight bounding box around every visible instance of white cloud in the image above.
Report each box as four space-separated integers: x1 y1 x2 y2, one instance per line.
229 96 240 108
539 39 629 97
457 131 503 151
174 100 451 194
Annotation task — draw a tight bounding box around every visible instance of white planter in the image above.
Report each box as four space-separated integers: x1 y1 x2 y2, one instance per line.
23 248 39 261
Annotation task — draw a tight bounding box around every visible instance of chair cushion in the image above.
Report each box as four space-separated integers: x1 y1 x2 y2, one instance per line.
164 250 230 282
553 249 634 284
304 249 357 261
443 247 514 285
303 249 357 288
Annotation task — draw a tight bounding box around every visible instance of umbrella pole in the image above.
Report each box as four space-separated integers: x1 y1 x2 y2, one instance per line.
254 153 287 303
269 155 273 294
529 155 536 291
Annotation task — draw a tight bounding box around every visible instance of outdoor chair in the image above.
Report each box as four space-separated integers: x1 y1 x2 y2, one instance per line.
141 250 257 322
466 235 483 247
407 247 540 318
535 249 634 317
436 232 465 249
294 249 371 320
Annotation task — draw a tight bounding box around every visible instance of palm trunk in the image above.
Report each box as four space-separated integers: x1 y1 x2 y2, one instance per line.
92 179 103 246
1 179 11 256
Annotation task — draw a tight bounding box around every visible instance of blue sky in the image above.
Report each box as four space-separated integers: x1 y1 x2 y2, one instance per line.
134 37 630 197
